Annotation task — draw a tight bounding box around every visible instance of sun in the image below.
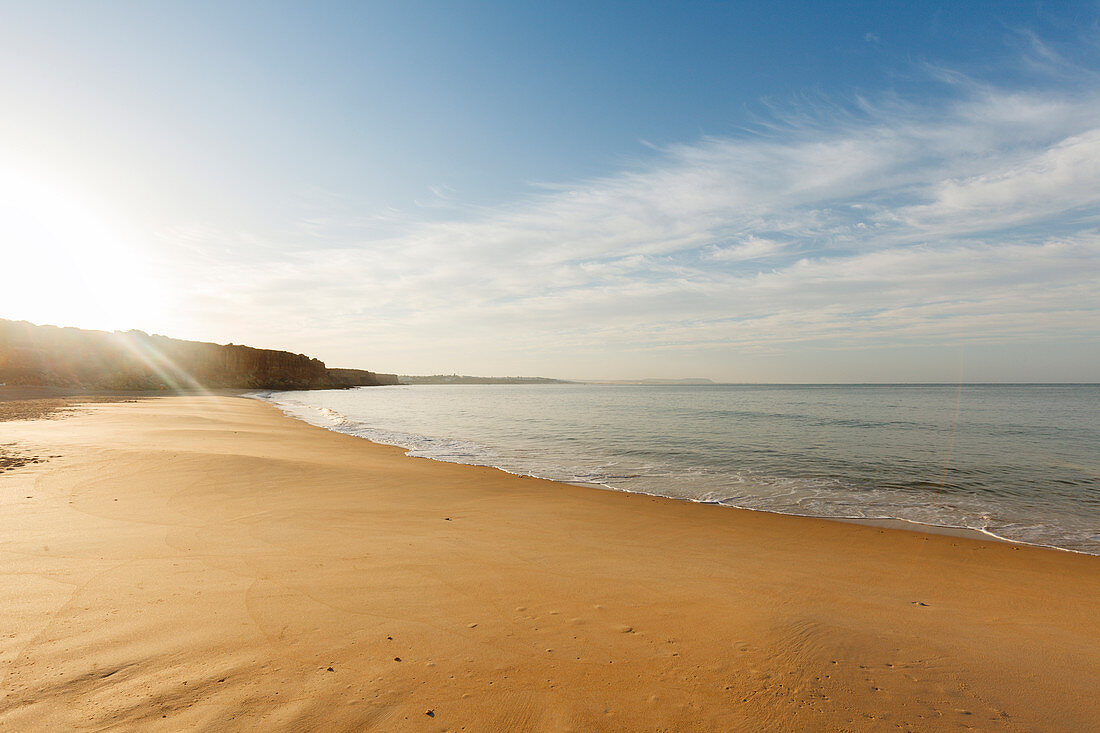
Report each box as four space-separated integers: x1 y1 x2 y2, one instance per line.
0 166 166 331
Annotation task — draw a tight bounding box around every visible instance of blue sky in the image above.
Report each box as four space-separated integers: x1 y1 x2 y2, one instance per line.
1 1 1098 381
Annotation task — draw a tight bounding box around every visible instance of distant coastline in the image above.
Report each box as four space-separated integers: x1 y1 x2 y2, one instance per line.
398 374 570 385
396 376 719 386
580 377 716 385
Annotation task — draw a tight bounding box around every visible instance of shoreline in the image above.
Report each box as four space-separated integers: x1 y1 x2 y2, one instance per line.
258 390 1093 556
552 480 1013 547
2 395 1097 730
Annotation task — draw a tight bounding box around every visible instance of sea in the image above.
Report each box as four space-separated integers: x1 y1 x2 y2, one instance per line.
257 384 1099 556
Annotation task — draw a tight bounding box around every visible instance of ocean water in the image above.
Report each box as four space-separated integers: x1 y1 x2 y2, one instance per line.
258 384 1099 555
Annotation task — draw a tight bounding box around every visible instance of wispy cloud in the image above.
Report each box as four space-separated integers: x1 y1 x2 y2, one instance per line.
155 63 1100 378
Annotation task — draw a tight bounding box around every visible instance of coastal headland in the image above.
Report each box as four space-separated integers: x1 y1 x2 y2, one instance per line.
1 395 1096 730
0 318 398 391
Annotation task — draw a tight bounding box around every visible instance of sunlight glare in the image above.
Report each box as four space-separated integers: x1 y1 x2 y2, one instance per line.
0 167 166 331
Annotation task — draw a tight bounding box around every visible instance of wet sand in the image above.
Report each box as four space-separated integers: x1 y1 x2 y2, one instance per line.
1 395 1097 730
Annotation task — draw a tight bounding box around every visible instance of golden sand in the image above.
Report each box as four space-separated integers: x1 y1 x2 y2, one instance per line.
1 396 1096 730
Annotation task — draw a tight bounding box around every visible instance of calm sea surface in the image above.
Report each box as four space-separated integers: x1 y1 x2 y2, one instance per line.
260 384 1099 555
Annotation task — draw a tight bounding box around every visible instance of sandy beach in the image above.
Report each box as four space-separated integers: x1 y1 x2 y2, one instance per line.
1 395 1097 731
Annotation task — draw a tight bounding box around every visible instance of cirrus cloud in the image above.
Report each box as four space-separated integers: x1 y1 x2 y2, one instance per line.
155 65 1100 380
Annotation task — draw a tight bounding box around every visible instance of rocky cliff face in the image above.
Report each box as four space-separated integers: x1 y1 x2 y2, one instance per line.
0 319 393 391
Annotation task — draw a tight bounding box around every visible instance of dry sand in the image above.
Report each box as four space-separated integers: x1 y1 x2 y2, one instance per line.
1 396 1096 731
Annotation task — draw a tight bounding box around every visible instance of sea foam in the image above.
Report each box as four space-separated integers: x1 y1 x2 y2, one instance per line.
255 384 1100 555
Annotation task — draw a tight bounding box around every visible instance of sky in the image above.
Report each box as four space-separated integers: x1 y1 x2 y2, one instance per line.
1 1 1099 382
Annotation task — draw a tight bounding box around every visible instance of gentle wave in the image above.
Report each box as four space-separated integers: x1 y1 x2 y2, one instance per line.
254 385 1100 556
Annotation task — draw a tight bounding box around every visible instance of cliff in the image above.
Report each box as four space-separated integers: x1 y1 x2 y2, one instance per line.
0 319 396 391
